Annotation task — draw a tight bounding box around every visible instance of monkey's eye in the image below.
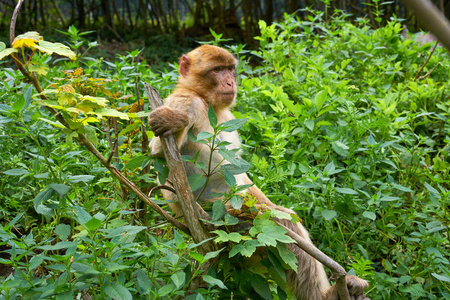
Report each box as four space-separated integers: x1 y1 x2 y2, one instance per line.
213 66 223 72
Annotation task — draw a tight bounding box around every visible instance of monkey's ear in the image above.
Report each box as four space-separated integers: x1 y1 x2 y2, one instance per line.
180 55 190 77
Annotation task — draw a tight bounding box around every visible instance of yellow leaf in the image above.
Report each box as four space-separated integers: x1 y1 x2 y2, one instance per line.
0 47 18 61
57 92 76 106
35 40 76 60
12 31 43 49
81 117 101 125
79 95 109 107
58 84 76 94
29 63 49 75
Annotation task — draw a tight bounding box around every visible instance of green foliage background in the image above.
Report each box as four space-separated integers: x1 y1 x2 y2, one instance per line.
1 8 449 300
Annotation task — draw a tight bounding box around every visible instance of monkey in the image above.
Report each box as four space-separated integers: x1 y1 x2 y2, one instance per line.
148 45 369 300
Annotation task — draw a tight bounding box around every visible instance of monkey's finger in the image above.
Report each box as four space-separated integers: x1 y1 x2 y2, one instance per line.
163 128 176 137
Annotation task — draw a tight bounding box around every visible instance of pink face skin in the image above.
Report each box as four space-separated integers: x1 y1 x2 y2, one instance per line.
211 65 237 104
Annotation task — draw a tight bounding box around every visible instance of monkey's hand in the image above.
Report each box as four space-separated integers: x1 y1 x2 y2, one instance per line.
148 106 189 137
345 275 370 300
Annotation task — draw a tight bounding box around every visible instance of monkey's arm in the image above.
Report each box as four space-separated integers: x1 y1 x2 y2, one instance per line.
148 96 205 156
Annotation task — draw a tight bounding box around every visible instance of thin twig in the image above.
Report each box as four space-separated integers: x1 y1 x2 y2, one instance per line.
415 41 438 81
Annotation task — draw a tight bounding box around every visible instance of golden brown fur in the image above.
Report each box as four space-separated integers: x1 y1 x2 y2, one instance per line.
148 45 369 300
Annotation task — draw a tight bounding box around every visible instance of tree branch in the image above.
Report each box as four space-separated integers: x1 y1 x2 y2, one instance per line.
275 221 351 300
144 83 217 254
401 0 450 52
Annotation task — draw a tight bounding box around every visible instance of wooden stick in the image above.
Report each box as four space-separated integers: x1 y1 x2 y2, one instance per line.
275 221 351 300
144 83 217 254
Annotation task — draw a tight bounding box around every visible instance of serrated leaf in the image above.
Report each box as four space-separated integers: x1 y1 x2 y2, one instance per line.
229 239 260 257
12 31 43 49
276 243 298 271
35 40 76 60
0 47 18 60
213 230 249 243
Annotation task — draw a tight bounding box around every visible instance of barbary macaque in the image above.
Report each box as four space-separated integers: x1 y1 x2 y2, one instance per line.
148 45 369 300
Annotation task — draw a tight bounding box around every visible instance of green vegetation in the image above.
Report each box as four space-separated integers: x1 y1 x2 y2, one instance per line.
1 8 449 300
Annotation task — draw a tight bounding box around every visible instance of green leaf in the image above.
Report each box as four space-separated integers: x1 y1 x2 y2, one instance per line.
104 283 132 300
74 205 92 225
3 169 29 176
314 90 327 111
158 283 176 296
84 217 102 232
212 199 226 221
229 239 261 257
335 187 358 195
322 210 337 220
251 273 272 300
332 140 349 157
363 211 376 220
104 225 147 238
431 273 450 282
55 224 71 241
202 275 227 289
35 40 77 60
219 118 248 132
230 195 244 210
12 97 25 112
171 272 186 289
188 173 206 192
305 119 314 131
208 103 217 127
276 243 298 271
213 230 250 243
126 155 151 170
95 108 129 120
38 241 78 250
0 47 18 60
84 125 98 145
223 168 236 188
50 183 70 198
34 189 55 218
67 175 94 183
257 225 294 246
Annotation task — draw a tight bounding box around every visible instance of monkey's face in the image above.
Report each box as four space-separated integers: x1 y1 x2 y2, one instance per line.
210 65 237 106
